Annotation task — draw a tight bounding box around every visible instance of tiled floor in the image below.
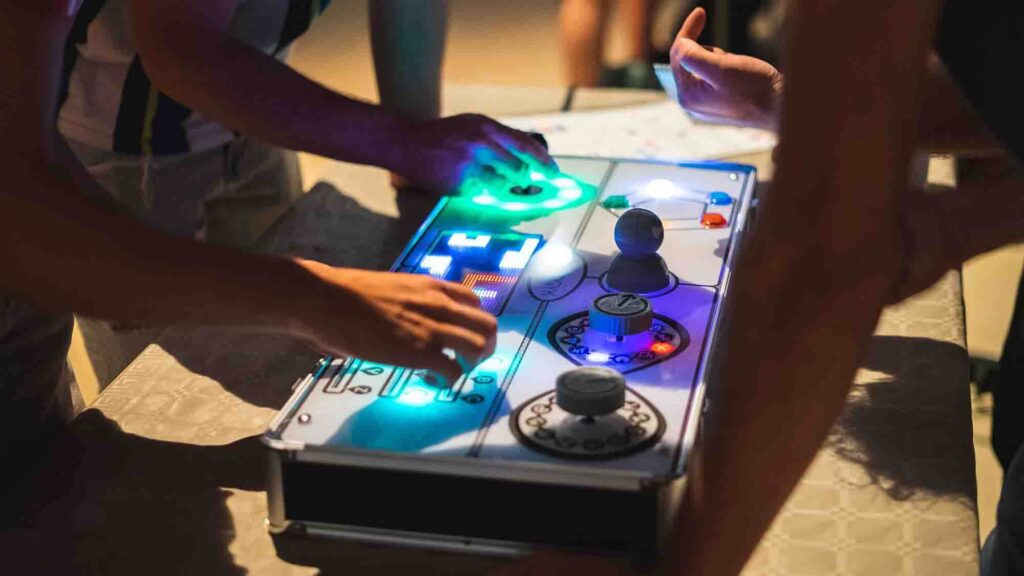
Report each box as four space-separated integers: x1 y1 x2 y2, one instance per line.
66 0 1020 552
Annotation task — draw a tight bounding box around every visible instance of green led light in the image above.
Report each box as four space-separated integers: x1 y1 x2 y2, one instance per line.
601 194 631 209
558 187 582 201
456 165 595 217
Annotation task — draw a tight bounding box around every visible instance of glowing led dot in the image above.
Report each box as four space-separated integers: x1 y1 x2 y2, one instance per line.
706 192 732 206
419 254 452 277
587 352 611 363
542 199 566 209
557 187 582 201
529 171 546 182
472 194 497 205
534 243 574 272
729 173 739 181
398 387 435 406
700 213 728 228
651 342 674 355
448 232 491 248
480 356 506 369
552 177 577 188
504 202 530 212
646 179 677 199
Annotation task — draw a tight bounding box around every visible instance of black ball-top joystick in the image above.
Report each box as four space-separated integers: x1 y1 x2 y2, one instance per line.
614 208 664 259
608 208 671 293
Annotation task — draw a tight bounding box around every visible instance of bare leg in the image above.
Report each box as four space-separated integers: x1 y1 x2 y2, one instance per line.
618 0 654 62
369 0 448 121
370 0 448 188
559 0 610 87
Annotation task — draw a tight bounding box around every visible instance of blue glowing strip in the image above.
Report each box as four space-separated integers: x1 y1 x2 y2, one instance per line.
473 288 499 299
437 373 469 402
380 368 409 398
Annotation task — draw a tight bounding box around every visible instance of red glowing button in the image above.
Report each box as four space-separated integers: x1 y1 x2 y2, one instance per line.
651 342 675 355
700 213 728 228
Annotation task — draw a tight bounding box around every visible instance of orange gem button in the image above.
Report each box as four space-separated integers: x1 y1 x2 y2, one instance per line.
700 213 728 228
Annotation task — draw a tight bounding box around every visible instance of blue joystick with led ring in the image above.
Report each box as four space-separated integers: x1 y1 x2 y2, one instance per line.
614 208 664 259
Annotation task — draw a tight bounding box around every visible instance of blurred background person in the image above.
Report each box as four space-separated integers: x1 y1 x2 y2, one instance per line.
559 0 658 88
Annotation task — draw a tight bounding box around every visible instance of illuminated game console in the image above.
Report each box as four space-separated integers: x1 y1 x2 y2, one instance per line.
263 156 756 558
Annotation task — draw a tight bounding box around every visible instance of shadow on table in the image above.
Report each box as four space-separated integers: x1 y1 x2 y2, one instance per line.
0 410 263 575
826 335 975 504
0 409 510 576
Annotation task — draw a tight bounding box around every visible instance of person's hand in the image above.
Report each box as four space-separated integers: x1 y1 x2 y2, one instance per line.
394 114 559 195
293 262 498 384
670 7 783 130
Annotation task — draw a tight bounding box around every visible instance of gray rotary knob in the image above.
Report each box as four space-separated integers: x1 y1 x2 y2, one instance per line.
556 367 626 417
589 293 653 337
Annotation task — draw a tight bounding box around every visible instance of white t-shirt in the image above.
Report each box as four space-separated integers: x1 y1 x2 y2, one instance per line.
58 0 330 155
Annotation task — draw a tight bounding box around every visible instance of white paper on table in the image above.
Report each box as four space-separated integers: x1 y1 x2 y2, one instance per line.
501 99 776 162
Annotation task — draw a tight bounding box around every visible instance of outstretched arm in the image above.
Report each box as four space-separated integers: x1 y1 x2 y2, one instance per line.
0 3 495 385
671 7 999 154
127 0 555 194
671 2 941 575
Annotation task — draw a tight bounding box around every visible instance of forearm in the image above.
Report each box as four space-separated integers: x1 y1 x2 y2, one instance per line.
671 1 939 574
0 150 319 333
370 0 448 121
135 30 413 170
674 265 893 576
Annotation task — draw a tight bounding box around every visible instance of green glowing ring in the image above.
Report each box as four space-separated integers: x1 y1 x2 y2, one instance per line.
466 171 590 214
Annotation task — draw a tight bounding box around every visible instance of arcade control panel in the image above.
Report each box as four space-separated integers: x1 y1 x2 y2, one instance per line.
263 156 756 557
